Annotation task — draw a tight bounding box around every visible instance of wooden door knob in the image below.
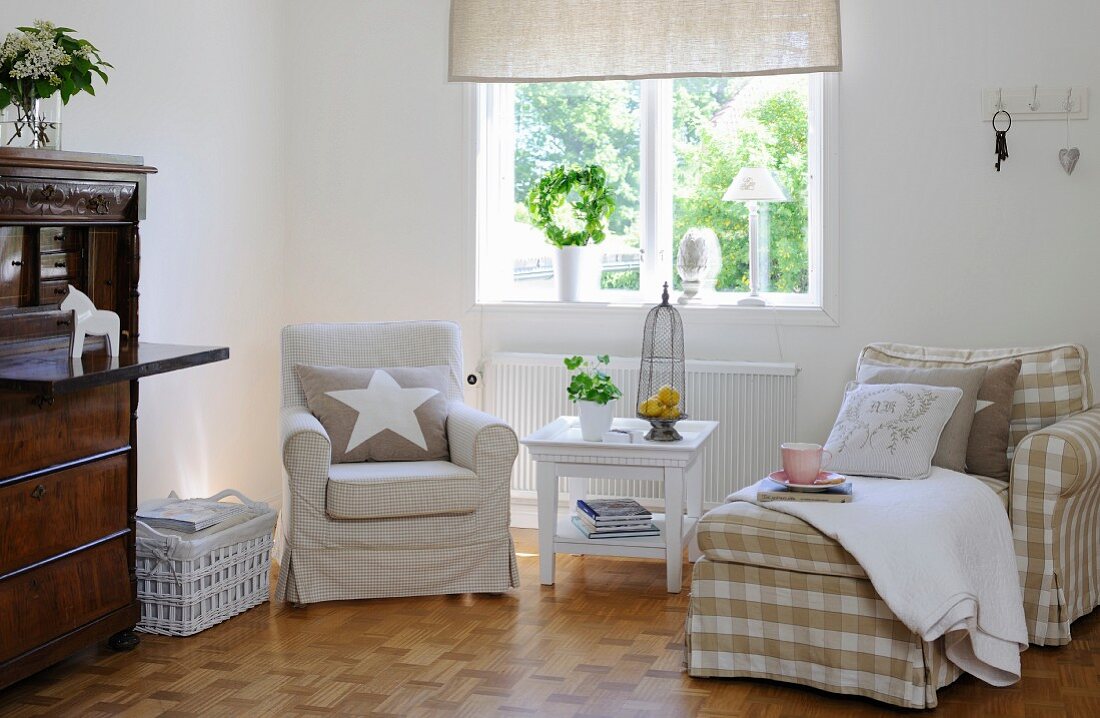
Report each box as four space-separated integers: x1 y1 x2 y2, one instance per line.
31 484 45 500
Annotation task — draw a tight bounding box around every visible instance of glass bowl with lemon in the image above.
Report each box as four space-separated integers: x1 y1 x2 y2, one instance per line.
637 384 687 441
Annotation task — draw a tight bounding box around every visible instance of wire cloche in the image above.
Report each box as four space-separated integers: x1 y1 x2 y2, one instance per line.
636 283 687 441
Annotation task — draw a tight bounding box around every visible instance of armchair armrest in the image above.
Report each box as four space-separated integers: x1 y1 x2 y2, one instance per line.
281 406 331 478
447 402 518 483
1010 406 1100 645
1011 406 1100 499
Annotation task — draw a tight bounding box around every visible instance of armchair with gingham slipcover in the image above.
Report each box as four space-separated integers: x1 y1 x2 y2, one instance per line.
687 343 1100 708
276 321 519 604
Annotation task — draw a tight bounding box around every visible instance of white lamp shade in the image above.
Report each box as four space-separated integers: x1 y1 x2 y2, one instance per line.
722 167 790 203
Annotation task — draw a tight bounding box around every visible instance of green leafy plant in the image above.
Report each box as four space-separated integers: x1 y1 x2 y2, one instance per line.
514 79 809 293
0 20 111 146
564 355 622 405
527 164 616 249
673 85 809 293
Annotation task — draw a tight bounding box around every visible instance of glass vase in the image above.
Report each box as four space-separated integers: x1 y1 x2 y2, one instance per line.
1 94 62 150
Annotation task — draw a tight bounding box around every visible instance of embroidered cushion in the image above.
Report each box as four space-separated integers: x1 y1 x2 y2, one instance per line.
824 383 963 480
856 363 986 473
296 364 450 463
858 343 1090 458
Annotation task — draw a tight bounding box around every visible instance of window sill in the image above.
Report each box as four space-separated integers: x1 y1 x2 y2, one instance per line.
470 299 838 326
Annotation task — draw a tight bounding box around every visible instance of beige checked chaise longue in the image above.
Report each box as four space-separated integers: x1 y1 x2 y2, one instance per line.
686 343 1100 708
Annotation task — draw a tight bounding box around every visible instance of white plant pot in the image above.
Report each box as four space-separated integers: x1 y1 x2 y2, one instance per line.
577 400 614 441
552 245 599 302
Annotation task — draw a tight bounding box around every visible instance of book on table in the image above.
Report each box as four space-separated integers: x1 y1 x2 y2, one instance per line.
757 482 853 503
571 516 660 539
576 498 652 522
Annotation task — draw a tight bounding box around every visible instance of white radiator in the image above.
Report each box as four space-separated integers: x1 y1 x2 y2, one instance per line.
484 353 798 508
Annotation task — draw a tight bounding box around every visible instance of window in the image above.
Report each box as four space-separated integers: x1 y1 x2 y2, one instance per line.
475 73 831 310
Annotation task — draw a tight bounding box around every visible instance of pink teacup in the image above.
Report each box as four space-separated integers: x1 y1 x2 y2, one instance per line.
781 443 832 485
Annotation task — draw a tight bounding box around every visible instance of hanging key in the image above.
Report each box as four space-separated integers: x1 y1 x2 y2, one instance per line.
993 110 1011 172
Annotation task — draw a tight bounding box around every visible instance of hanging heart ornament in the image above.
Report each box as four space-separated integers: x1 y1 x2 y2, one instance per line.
1059 147 1080 175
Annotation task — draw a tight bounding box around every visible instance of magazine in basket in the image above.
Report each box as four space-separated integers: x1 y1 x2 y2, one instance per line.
137 497 251 532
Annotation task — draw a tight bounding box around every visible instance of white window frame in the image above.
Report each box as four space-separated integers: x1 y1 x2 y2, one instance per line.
465 73 839 326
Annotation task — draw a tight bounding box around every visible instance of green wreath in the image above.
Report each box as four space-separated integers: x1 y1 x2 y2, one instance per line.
526 164 616 249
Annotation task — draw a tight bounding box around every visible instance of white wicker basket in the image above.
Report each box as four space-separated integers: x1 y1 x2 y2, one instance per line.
135 489 277 636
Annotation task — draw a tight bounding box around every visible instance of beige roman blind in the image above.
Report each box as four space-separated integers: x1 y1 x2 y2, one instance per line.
449 0 842 82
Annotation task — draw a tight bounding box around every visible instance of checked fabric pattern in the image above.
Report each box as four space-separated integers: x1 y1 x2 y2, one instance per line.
859 342 1099 645
687 342 1100 707
325 462 480 520
1011 406 1100 644
859 343 1092 460
277 322 519 605
281 321 466 407
686 560 961 709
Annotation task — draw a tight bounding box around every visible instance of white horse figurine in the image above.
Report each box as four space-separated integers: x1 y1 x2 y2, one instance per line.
61 285 121 357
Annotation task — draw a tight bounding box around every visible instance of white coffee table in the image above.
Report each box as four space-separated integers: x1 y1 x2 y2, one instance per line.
520 416 718 593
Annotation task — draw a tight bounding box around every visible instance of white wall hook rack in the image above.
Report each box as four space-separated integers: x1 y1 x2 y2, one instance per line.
981 86 1089 121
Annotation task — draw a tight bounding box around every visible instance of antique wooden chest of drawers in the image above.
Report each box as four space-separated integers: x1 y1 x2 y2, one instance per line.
0 149 228 690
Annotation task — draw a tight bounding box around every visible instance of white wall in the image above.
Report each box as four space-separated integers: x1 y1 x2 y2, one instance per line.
283 0 1100 454
0 2 287 504
9 1 1098 506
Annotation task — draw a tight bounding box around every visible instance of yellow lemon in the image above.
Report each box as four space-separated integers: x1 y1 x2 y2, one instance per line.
657 385 680 407
660 407 681 420
639 399 664 417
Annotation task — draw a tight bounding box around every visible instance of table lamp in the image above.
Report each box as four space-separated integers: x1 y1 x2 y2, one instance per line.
722 168 789 306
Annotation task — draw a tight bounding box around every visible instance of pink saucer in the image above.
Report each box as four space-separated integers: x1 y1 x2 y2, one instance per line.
767 470 847 492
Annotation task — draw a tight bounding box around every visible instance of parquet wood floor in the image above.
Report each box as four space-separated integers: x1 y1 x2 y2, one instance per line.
2 529 1099 717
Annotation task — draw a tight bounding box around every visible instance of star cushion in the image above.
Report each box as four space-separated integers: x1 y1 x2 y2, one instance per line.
296 364 450 463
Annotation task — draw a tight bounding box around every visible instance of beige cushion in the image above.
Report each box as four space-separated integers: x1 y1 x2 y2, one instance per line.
859 343 1091 458
698 476 1008 579
824 383 962 480
297 364 450 463
857 363 986 473
326 461 479 519
968 360 1022 480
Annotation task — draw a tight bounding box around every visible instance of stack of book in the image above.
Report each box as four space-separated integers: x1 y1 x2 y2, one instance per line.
137 499 251 533
572 498 660 539
757 481 853 503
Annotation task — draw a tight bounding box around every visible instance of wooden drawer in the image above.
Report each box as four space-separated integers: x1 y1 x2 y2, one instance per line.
39 251 79 281
0 382 129 479
40 228 81 254
0 455 128 575
0 307 70 349
0 179 137 223
0 536 131 663
38 279 70 304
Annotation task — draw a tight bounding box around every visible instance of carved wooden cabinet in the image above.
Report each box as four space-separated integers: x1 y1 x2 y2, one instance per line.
0 149 228 690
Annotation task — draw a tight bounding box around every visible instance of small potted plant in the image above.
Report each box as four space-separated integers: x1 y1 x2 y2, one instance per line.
0 20 111 149
527 164 615 302
564 354 622 441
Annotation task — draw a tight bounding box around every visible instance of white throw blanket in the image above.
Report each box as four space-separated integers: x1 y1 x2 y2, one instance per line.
728 468 1028 686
